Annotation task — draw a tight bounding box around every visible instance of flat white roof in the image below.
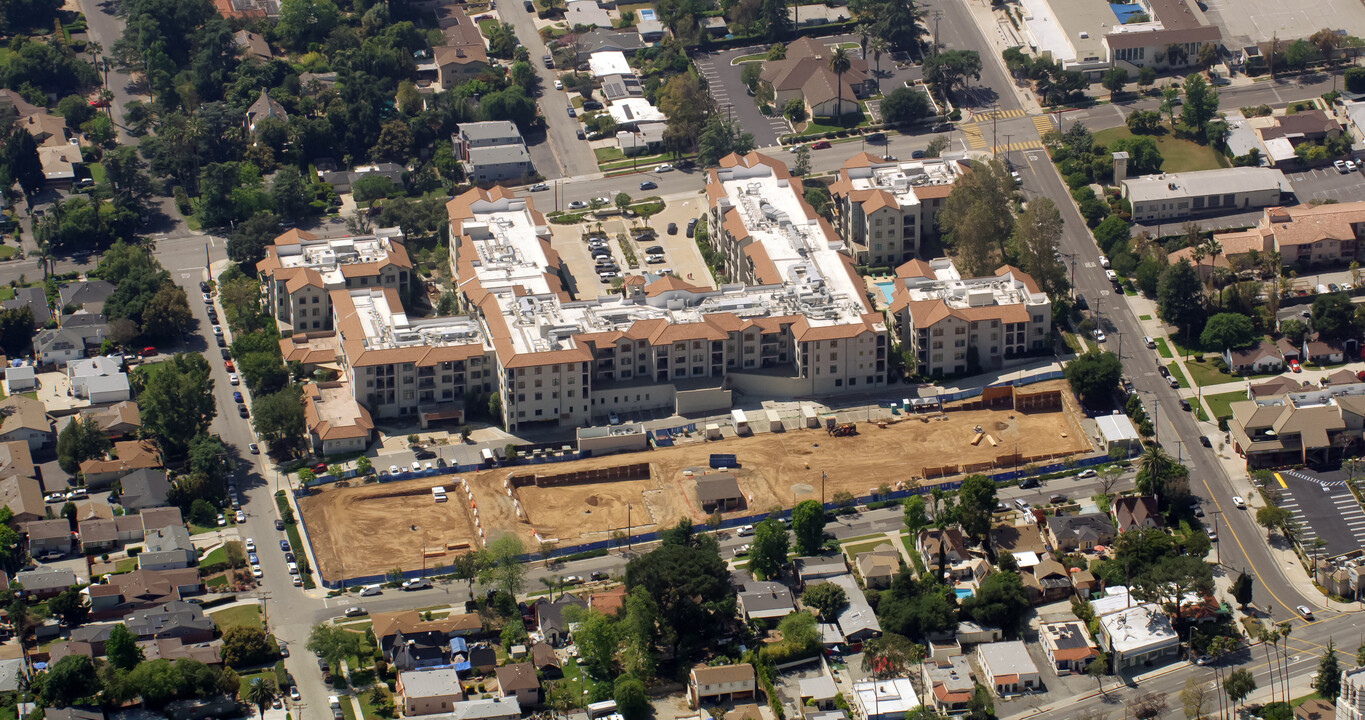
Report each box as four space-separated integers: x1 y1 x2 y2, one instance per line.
588 50 632 78
1096 414 1141 443
346 288 486 352
275 229 405 288
845 158 962 208
1098 602 1178 654
852 678 918 717
896 258 1049 312
1123 168 1289 203
978 640 1039 676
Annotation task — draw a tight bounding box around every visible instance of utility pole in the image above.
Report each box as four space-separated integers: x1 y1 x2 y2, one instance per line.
932 11 942 57
821 470 827 505
626 502 632 553
992 104 999 159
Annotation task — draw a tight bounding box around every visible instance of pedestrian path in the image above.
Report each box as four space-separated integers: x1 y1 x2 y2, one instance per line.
973 108 1027 120
1031 115 1054 136
962 123 987 149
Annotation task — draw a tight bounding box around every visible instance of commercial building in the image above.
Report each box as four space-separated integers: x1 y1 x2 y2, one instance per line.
1095 413 1142 457
1094 601 1179 669
257 228 412 332
976 641 1040 696
885 258 1050 377
1039 621 1099 674
921 653 974 715
1122 168 1290 223
850 678 918 720
760 37 874 119
454 121 534 184
1228 383 1365 468
829 154 966 267
1021 0 1220 78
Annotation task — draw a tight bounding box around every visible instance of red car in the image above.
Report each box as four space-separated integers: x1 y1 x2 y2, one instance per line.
312 462 328 473
225 359 235 372
140 346 156 357
1290 359 1302 373
88 98 109 108
811 140 832 149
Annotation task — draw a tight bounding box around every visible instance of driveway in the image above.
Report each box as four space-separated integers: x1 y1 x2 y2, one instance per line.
693 48 791 147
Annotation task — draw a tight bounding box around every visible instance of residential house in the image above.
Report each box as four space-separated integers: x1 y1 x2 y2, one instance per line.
397 667 464 716
88 568 202 619
67 357 131 403
123 601 216 642
138 524 195 571
1071 569 1099 599
1023 558 1074 604
4 366 34 393
454 121 535 184
1254 375 1305 399
234 30 272 62
1250 110 1344 167
82 401 142 439
139 636 223 665
1278 337 1304 364
0 395 54 450
1039 621 1099 674
0 441 35 484
827 574 881 645
799 674 838 711
530 642 562 678
1323 369 1362 387
318 163 405 194
1045 513 1115 552
760 37 873 120
1225 340 1285 375
588 585 627 615
1 286 52 327
246 88 287 133
571 29 645 64
689 664 756 708
495 662 540 706
44 709 103 720
1305 337 1348 365
695 472 745 512
736 581 795 622
1112 496 1163 533
302 382 376 456
450 697 521 720
565 0 611 27
0 475 43 524
917 528 969 573
15 566 76 598
991 522 1046 554
854 545 901 589
533 593 586 646
137 507 184 537
80 439 161 488
373 610 481 668
79 518 118 553
976 641 1040 696
430 45 491 90
58 280 115 312
35 324 108 368
795 556 848 588
851 678 918 720
118 468 170 511
1215 201 1365 270
921 654 975 715
25 518 73 557
39 145 77 187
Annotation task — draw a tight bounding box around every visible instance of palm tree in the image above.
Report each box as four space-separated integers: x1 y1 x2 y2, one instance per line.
869 36 888 91
540 576 563 601
829 48 852 126
1255 625 1279 702
1278 621 1293 703
856 24 871 58
246 677 277 720
1136 445 1178 500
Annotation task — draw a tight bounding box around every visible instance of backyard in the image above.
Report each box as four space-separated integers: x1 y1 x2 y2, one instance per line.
1093 127 1230 174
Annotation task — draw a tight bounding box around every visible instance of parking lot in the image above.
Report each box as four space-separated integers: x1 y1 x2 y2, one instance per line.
1274 468 1365 559
693 50 791 147
1287 164 1365 204
547 197 714 298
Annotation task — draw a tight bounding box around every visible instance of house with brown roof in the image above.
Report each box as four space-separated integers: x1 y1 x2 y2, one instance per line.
234 30 273 62
1039 621 1098 674
759 37 873 120
917 528 969 572
372 610 482 655
885 258 1051 378
854 545 901 589
589 585 627 615
1304 337 1349 365
1224 340 1283 375
0 475 42 524
922 653 975 715
279 332 340 371
689 663 756 708
246 88 287 134
495 662 540 706
303 382 375 456
432 45 490 89
79 518 118 553
256 227 412 332
81 401 141 439
529 642 562 677
695 472 745 512
1112 496 1163 533
26 518 73 557
1022 559 1073 604
0 395 54 451
88 568 202 619
829 154 966 267
1252 375 1304 398
1323 369 1362 387
79 439 161 487
1228 382 1365 467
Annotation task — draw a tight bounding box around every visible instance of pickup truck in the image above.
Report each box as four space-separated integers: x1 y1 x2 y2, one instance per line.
401 578 432 591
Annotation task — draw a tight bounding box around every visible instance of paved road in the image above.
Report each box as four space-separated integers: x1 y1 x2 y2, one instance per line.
76 0 139 145
500 7 599 179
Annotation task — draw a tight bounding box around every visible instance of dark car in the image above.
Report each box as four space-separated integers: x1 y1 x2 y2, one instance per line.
911 149 925 158
1179 398 1191 411
281 539 290 551
221 348 231 360
639 180 657 190
415 449 436 460
286 552 296 563
686 218 698 237
676 159 695 170
1019 478 1040 489
275 519 285 531
866 132 885 143
590 571 607 581
524 0 533 9
200 281 211 293
1200 436 1212 447
238 405 250 418
582 100 602 110
666 222 678 234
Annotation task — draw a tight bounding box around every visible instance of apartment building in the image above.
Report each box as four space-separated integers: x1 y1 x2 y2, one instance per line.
1205 202 1365 271
1228 383 1365 468
885 258 1050 377
256 228 413 331
829 154 966 267
453 121 534 183
440 168 886 431
332 287 494 424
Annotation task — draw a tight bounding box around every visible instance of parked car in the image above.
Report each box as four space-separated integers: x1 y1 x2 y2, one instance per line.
667 222 678 234
737 524 755 536
568 200 587 210
236 510 246 523
811 140 831 149
290 687 301 702
566 106 576 117
217 514 226 526
344 606 368 617
229 373 240 386
1019 478 1039 489
249 443 259 454
275 519 285 531
655 163 674 172
44 492 65 503
402 578 432 591
1290 358 1302 372
1049 494 1067 504
1336 160 1349 173
1076 469 1097 479
251 565 263 578
528 183 548 191
686 218 698 237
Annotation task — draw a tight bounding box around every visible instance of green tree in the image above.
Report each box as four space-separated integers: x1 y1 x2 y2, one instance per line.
829 47 852 122
1180 73 1219 135
613 675 649 720
625 538 734 660
1108 136 1164 176
276 0 339 48
1200 312 1256 352
221 625 274 667
1101 67 1127 98
1157 259 1206 336
880 86 932 124
961 571 1029 636
1279 317 1309 345
1312 292 1361 343
252 385 306 449
1010 196 1067 296
6 127 43 194
791 499 826 555
49 586 89 625
696 114 754 167
1086 656 1108 694
227 213 284 268
306 624 362 668
39 655 100 706
56 414 112 474
939 158 1015 275
1256 505 1295 538
957 474 998 547
614 192 632 213
565 607 619 678
1092 214 1132 254
903 495 930 534
483 533 527 597
246 676 277 720
1231 570 1253 608
1064 350 1122 402
106 623 145 670
748 518 789 579
801 581 848 618
923 49 981 100
142 283 193 340
1313 640 1341 700
1224 668 1257 713
271 167 311 222
138 353 217 457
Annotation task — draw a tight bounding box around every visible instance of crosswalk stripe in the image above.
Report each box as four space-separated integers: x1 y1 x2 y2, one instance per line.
1032 115 1053 135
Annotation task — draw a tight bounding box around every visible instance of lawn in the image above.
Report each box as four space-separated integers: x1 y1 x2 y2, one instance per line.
1139 314 1151 321
201 546 227 567
1292 693 1323 708
115 557 138 573
1061 330 1084 354
476 18 498 36
899 534 926 577
88 162 106 184
1153 337 1174 359
732 53 766 64
0 246 15 260
841 538 896 557
207 575 228 590
238 669 275 698
559 657 587 703
1092 126 1230 173
339 697 358 720
1204 390 1248 422
212 604 264 632
0 286 14 301
358 684 393 720
801 109 869 135
593 147 624 162
1166 362 1190 389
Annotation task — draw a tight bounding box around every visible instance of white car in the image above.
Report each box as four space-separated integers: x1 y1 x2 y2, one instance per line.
235 510 245 523
608 411 621 425
390 464 400 474
1232 496 1246 508
787 144 802 153
290 687 301 702
1349 160 1359 173
1098 255 1110 269
216 513 226 526
1076 469 1097 479
655 163 674 172
251 565 263 578
593 196 610 205
228 373 239 386
529 183 548 191
737 524 755 537
1094 329 1106 343
553 80 563 90
245 538 256 552
567 200 587 210
288 562 299 575
44 492 65 503
734 544 750 556
1297 605 1314 620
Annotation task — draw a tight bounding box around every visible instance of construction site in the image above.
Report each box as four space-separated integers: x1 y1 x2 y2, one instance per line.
298 380 1090 582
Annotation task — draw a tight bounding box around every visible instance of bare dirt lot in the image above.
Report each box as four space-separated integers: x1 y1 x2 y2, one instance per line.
299 482 481 581
301 380 1089 581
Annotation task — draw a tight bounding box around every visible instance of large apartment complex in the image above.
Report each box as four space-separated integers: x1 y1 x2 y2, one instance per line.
884 258 1050 377
257 228 413 331
829 154 965 268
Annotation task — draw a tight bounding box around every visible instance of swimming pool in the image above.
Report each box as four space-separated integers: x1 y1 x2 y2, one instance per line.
875 281 895 305
954 587 974 600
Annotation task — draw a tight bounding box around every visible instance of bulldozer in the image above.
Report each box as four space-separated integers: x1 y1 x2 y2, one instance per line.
828 422 858 437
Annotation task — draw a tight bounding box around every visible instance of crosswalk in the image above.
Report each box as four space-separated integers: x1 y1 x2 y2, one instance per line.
972 108 1027 121
1032 115 1054 136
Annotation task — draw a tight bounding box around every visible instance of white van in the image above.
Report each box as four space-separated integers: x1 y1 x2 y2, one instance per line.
1144 336 1156 349
359 584 382 596
329 697 341 710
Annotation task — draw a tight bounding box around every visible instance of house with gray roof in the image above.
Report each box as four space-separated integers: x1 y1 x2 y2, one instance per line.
0 657 25 693
58 280 114 312
25 518 72 557
35 325 107 368
795 555 847 588
119 468 170 511
15 566 76 598
826 574 881 644
454 121 534 183
319 163 405 193
1045 513 1115 552
44 708 104 720
450 697 521 720
123 600 215 642
571 28 644 63
2 286 51 327
246 88 287 134
737 581 795 622
139 524 195 570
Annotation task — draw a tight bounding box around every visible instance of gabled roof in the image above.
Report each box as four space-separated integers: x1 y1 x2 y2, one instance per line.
0 395 53 436
496 661 539 691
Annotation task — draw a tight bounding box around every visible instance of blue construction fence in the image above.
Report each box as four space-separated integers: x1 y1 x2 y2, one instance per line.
310 449 1114 590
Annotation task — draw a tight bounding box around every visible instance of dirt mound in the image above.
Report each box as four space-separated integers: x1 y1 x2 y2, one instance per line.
585 495 601 506
994 421 1010 431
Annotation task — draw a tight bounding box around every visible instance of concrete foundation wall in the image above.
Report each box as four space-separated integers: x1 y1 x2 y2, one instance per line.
676 387 733 415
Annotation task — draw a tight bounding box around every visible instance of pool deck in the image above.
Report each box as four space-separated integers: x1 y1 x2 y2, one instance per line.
865 275 896 311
